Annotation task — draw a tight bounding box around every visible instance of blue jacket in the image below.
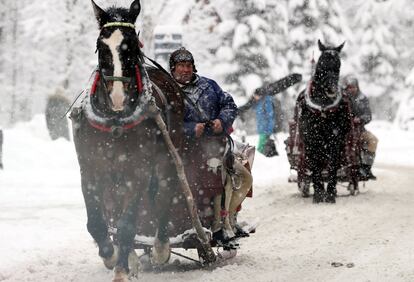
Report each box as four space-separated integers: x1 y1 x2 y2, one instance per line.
180 75 238 138
255 95 275 135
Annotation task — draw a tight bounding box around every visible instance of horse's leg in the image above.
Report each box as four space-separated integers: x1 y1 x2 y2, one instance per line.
81 175 117 268
307 154 325 204
325 163 338 203
113 193 140 280
325 140 345 203
151 165 173 266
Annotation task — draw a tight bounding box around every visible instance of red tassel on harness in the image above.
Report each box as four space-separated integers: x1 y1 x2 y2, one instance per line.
220 210 229 218
135 65 143 95
90 71 100 95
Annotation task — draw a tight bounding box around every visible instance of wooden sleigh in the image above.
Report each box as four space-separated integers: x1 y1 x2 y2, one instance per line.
284 99 373 197
105 139 256 264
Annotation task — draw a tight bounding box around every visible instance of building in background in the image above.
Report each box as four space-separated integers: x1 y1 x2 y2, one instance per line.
153 25 183 69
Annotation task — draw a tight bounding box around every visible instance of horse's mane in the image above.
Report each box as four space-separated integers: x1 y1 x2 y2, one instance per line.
315 51 341 75
105 7 131 22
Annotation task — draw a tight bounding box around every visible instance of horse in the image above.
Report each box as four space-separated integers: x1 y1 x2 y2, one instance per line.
296 40 351 204
70 1 189 280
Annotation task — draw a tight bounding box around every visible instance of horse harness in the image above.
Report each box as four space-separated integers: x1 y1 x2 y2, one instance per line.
302 80 344 118
80 22 171 137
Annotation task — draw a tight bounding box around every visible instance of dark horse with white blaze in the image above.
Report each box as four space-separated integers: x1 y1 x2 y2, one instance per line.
297 40 351 204
70 1 195 280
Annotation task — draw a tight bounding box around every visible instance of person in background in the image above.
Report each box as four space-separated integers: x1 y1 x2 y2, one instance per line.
342 74 378 180
254 90 278 157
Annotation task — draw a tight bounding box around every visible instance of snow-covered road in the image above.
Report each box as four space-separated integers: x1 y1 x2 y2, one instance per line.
1 116 414 282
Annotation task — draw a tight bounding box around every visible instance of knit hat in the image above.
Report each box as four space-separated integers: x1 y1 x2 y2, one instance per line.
341 74 359 90
169 47 197 73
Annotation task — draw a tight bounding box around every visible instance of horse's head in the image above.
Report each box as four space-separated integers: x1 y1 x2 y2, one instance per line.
91 0 143 114
313 40 345 103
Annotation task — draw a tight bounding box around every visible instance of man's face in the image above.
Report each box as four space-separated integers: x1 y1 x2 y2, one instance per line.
345 84 358 96
172 61 194 84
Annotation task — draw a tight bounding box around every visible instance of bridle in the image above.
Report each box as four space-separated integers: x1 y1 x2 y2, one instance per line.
96 22 143 91
83 22 153 136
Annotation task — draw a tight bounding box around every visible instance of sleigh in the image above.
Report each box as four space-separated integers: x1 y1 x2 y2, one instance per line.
284 103 372 197
104 139 256 264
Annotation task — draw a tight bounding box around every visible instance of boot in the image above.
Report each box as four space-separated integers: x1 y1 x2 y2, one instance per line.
325 193 336 203
325 185 336 203
360 151 376 180
359 164 376 180
365 165 376 180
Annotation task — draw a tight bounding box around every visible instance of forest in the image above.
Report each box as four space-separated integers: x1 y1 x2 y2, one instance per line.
0 0 413 130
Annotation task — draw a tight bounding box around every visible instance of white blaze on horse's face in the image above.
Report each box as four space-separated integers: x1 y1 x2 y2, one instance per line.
102 29 125 112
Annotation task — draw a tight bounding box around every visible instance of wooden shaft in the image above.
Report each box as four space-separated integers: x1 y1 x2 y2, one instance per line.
153 112 216 263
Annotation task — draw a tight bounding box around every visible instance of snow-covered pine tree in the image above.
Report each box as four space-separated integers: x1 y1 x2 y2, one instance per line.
287 0 351 79
18 0 96 121
62 0 96 98
345 0 400 121
394 0 414 130
0 0 29 125
215 0 275 98
17 0 68 121
283 0 351 130
0 0 11 126
181 0 223 76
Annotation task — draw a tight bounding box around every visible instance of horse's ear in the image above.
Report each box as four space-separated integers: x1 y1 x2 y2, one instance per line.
129 0 141 23
335 41 346 53
91 0 109 28
318 39 327 52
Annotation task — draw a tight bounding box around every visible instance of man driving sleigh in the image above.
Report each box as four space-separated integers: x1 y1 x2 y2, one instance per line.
169 47 253 244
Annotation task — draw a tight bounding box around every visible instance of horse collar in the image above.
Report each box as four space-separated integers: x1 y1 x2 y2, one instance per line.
304 80 342 115
83 65 153 135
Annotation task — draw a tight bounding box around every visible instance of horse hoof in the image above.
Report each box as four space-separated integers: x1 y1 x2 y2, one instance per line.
102 245 119 270
151 238 171 266
325 194 336 203
312 195 324 204
112 267 128 282
128 250 140 278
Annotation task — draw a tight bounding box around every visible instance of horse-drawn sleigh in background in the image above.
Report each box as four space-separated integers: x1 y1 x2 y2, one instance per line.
285 103 371 197
70 1 255 281
284 40 375 202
